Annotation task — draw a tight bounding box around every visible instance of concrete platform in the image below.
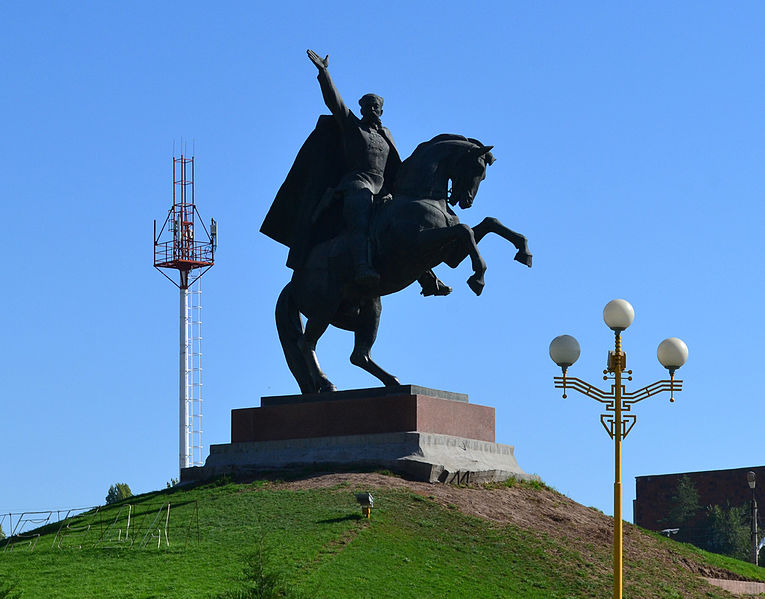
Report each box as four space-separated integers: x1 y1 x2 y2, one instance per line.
182 431 537 484
182 385 536 484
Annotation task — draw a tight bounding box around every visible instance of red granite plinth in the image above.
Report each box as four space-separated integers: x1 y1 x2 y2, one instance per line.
231 386 494 443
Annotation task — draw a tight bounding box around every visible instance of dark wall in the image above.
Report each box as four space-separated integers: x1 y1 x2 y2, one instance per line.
635 466 765 544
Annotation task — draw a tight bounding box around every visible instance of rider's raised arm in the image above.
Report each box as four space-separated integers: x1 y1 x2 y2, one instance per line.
307 49 350 125
316 67 350 125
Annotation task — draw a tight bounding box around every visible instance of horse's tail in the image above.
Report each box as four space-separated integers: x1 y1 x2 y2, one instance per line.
275 282 314 393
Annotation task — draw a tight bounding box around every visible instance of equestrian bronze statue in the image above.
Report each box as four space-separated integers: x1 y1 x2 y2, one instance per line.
261 50 533 393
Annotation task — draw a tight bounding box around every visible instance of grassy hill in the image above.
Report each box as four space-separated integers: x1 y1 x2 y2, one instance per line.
1 472 764 598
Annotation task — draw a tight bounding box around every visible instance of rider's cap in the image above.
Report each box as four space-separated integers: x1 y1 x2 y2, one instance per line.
359 93 384 108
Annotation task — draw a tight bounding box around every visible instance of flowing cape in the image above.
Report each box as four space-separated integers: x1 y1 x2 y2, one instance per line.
260 115 345 268
261 115 402 269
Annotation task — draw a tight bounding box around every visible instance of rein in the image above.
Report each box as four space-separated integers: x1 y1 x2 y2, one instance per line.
394 186 448 201
408 196 457 224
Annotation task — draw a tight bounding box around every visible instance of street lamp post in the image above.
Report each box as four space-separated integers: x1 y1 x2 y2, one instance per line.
748 471 758 566
549 299 688 599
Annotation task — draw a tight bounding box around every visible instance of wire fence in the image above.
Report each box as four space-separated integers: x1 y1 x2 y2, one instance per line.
0 500 199 554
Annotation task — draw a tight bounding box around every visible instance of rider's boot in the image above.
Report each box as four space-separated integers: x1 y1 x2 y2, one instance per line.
344 191 380 288
418 269 452 297
350 231 380 288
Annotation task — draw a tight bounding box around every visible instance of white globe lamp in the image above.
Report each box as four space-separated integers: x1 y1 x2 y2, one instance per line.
603 299 635 332
657 337 688 374
549 335 580 371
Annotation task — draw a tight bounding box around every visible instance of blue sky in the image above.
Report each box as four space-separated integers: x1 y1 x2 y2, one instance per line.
2 2 764 522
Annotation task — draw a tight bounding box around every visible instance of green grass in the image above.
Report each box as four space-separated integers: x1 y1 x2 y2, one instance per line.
1 478 765 598
647 527 765 581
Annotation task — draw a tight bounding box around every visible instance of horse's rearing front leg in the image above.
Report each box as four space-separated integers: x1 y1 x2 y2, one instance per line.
416 224 487 296
471 216 533 267
458 224 487 295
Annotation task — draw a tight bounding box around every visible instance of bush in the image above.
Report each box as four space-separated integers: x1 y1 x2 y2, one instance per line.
217 539 307 599
704 503 750 561
0 524 5 541
105 483 133 505
664 475 701 526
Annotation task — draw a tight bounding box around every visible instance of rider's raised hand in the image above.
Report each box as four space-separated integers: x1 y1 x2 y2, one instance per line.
307 49 329 71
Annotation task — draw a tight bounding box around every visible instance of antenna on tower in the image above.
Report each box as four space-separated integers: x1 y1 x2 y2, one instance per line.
153 153 217 474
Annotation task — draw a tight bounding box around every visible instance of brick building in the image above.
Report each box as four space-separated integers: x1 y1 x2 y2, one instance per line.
634 466 765 546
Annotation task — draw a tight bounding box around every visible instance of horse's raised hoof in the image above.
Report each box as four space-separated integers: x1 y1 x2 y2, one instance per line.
467 274 484 296
514 251 533 268
420 281 452 297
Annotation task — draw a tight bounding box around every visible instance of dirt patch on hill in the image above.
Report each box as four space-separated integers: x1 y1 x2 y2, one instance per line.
271 472 754 586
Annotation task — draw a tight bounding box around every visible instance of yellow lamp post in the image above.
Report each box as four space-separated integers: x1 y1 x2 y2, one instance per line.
549 299 688 599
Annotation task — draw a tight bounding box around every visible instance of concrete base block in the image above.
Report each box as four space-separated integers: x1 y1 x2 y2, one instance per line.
181 431 537 484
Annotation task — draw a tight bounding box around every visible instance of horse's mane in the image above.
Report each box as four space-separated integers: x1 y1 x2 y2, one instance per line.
395 134 485 195
406 134 484 162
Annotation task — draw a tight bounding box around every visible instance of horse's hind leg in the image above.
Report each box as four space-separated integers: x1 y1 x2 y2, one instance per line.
297 318 337 393
276 283 317 393
471 217 533 267
350 298 400 387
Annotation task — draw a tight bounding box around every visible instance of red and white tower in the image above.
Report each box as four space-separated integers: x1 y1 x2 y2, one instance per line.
154 155 217 472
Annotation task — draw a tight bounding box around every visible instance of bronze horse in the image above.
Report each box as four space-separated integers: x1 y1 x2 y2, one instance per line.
275 134 532 393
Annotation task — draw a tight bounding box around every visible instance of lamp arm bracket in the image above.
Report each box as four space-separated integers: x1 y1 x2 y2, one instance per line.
622 379 683 403
554 377 614 402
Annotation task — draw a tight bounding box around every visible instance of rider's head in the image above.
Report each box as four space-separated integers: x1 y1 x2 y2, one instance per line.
359 94 384 125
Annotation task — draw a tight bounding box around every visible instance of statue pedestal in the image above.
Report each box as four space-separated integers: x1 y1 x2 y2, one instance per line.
182 385 536 484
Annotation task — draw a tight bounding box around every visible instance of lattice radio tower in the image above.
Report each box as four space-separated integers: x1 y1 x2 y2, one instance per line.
154 154 217 472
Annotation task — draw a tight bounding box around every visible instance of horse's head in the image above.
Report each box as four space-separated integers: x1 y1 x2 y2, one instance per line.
449 143 495 210
395 135 495 207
